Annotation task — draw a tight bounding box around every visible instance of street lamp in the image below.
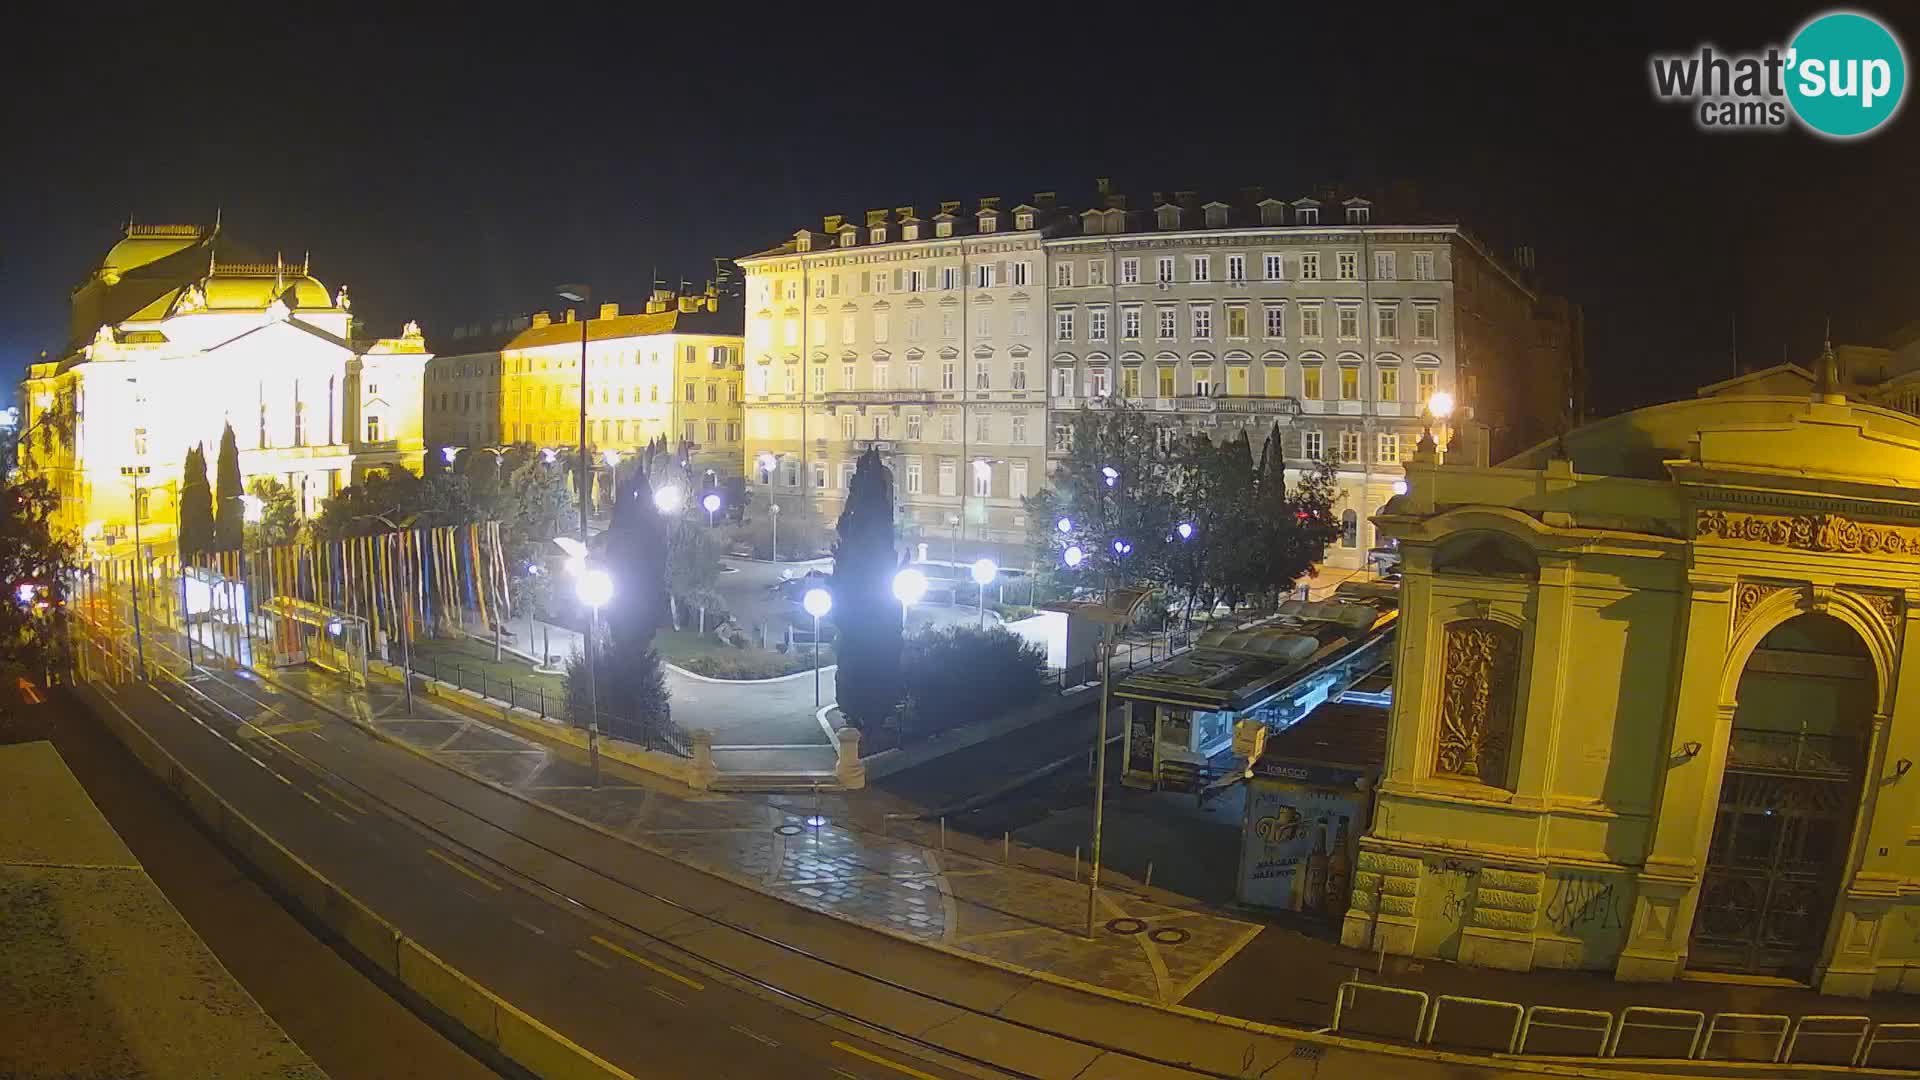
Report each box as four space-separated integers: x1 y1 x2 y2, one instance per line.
1057 516 1073 535
970 558 997 628
1176 521 1194 541
440 445 459 465
768 501 781 561
540 448 559 464
1427 390 1456 461
654 484 683 514
576 565 613 787
702 491 722 528
1391 479 1409 496
1101 465 1119 488
802 586 832 708
892 567 926 630
1063 545 1084 568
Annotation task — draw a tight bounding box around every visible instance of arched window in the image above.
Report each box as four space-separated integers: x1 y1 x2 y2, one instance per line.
1341 509 1358 548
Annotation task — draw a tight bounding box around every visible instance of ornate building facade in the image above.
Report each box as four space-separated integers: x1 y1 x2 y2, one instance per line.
19 222 428 548
737 200 1061 565
738 183 1578 571
425 287 743 479
1348 353 1920 997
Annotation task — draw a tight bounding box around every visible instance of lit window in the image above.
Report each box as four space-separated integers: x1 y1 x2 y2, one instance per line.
1158 366 1175 397
1122 366 1140 398
1303 366 1323 399
1227 305 1248 339
1379 367 1399 401
1340 367 1359 400
365 415 381 442
1378 432 1400 463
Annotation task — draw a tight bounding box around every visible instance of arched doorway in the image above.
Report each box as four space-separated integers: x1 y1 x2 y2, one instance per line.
1689 612 1872 979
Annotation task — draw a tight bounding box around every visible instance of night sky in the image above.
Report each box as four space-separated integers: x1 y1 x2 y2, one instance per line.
4 3 1915 418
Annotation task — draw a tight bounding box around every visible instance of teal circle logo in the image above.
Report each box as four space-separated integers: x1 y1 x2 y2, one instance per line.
1787 10 1907 138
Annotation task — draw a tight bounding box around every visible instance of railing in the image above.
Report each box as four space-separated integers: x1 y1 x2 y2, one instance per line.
1048 629 1194 693
1330 981 1911 1068
1727 728 1860 777
400 650 689 757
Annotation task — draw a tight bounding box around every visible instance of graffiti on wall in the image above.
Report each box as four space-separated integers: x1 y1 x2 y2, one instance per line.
1545 874 1625 933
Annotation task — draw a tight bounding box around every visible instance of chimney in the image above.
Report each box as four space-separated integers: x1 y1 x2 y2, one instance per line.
1175 190 1198 208
598 302 619 319
678 294 699 313
894 205 916 220
823 213 843 233
979 196 1001 210
1239 185 1265 203
1034 191 1057 208
563 308 576 323
1095 177 1111 196
865 208 889 228
1151 190 1166 207
531 311 552 328
939 200 961 216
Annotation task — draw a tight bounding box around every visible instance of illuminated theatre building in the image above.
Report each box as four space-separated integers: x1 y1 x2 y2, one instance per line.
1346 348 1920 996
20 223 429 547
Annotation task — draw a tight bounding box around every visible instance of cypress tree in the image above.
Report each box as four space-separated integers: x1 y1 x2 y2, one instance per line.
213 423 243 551
566 458 671 736
831 448 902 729
177 443 215 562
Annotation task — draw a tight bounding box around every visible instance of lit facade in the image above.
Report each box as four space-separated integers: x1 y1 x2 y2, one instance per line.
19 223 428 548
737 199 1061 567
1048 185 1553 573
1347 358 1920 997
426 288 743 478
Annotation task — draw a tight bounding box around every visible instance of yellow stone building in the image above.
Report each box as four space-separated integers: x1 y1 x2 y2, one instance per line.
1347 348 1920 997
425 287 743 479
19 223 429 548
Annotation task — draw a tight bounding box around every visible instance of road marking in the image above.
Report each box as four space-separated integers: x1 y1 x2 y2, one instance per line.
833 1071 859 1080
831 1041 942 1080
573 948 612 970
589 935 705 991
729 1024 778 1047
511 917 547 937
301 790 324 807
646 986 686 1006
328 810 353 825
316 786 367 815
426 848 502 891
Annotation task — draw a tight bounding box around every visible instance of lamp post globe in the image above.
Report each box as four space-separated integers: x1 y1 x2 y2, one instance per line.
803 586 833 707
654 484 683 514
1176 521 1194 541
970 558 997 628
702 491 722 527
1427 390 1455 420
892 567 927 629
1063 545 1084 568
576 568 614 609
1056 516 1073 535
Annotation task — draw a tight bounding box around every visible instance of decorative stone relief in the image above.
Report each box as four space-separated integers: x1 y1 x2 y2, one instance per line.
1734 581 1797 630
1698 509 1920 556
1844 589 1901 637
1351 851 1421 918
1434 620 1521 784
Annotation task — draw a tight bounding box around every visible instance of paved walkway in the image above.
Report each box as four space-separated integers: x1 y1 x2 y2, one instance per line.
0 739 326 1080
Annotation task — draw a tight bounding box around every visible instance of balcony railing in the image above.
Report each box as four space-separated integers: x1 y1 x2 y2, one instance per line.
823 390 936 405
1726 729 1861 778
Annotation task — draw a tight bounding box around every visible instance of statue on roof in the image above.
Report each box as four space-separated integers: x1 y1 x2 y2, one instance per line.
265 298 290 323
175 283 206 314
334 285 351 312
401 319 423 339
90 323 117 355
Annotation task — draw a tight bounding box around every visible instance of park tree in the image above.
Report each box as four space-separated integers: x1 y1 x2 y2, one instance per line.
213 424 244 551
1024 401 1181 595
244 477 301 548
831 448 902 729
0 477 74 678
176 444 215 562
565 459 670 738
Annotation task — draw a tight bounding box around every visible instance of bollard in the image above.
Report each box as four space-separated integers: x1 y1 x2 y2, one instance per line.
538 685 545 718
1003 832 1010 865
1074 846 1081 882
940 817 946 850
1145 861 1154 888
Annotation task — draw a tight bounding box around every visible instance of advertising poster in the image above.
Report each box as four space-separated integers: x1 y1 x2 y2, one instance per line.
1123 706 1158 787
1238 770 1369 915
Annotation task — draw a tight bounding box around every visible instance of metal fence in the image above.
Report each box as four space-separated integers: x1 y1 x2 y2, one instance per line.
1330 980 1916 1069
1048 630 1195 693
402 651 689 757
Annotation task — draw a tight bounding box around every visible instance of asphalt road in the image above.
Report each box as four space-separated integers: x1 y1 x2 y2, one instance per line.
71 621 993 1080
3 691 501 1080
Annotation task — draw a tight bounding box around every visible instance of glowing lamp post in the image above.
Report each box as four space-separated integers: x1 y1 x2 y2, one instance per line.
1427 390 1456 461
702 492 722 528
970 558 997 628
576 566 614 786
892 567 927 631
654 484 683 515
802 586 832 708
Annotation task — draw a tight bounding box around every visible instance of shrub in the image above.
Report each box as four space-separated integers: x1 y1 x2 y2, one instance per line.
897 625 1048 741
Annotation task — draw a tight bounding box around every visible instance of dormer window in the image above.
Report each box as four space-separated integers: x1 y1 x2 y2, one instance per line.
1015 211 1034 230
1156 206 1181 230
1347 206 1370 224
1204 203 1229 228
796 234 812 252
978 212 998 234
935 218 954 238
838 228 858 248
1258 200 1286 226
902 222 920 241
871 226 888 244
1297 206 1320 225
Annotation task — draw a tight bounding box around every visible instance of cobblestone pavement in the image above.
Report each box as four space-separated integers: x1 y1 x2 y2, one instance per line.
261 662 1265 1006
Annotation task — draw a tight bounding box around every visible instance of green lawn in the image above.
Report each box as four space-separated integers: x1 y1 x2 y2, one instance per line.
654 629 832 680
407 635 566 710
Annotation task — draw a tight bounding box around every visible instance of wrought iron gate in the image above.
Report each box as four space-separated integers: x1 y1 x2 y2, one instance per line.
1689 729 1862 978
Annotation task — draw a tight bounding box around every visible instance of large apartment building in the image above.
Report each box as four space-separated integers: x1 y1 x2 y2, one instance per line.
738 183 1579 571
736 200 1062 564
426 286 744 480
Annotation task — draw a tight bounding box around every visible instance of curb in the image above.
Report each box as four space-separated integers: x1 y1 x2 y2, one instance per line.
82 682 637 1080
665 660 836 686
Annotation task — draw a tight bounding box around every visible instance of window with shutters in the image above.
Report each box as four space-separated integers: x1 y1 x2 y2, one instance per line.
1418 369 1437 409
1158 366 1175 397
812 366 825 394
1088 259 1106 286
1010 309 1027 337
1010 359 1027 389
1012 261 1030 286
1413 251 1435 280
977 310 993 339
842 363 855 388
1375 251 1396 280
874 414 890 439
1053 366 1072 399
874 363 890 390
975 263 995 288
941 266 959 290
941 312 955 339
907 361 922 388
906 413 923 439
1122 366 1140 398
975 360 990 389
1120 257 1139 285
1089 367 1110 398
942 362 956 390
874 313 890 342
